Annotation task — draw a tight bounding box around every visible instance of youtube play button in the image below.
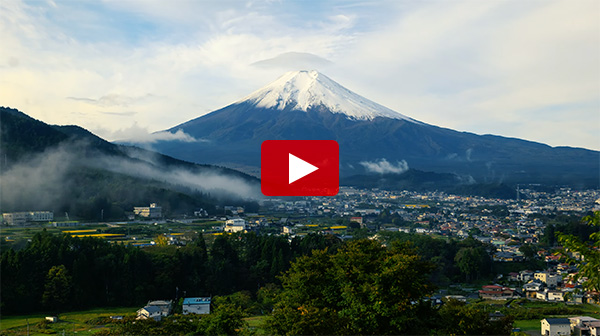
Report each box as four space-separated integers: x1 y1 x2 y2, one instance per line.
261 140 339 196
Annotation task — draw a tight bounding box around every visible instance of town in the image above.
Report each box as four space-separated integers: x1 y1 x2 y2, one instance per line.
2 186 599 335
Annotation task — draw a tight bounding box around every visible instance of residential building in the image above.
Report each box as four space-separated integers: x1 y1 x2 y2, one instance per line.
478 285 518 300
535 272 561 288
146 300 172 317
137 306 162 321
541 318 571 336
589 321 600 336
523 281 543 298
570 316 600 336
182 297 211 315
519 270 534 282
547 290 565 302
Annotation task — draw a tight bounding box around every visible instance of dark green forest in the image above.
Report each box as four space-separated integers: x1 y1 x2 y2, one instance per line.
0 231 516 335
0 230 339 314
0 107 260 218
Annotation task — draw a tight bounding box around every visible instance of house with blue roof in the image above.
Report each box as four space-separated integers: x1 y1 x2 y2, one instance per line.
183 297 211 315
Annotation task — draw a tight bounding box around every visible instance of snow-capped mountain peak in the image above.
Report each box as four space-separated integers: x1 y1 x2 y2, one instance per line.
236 70 420 122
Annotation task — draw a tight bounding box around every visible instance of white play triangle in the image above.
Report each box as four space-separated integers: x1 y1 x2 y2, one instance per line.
289 153 319 184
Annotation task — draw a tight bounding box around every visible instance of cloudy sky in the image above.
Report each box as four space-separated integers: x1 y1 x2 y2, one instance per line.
1 0 598 150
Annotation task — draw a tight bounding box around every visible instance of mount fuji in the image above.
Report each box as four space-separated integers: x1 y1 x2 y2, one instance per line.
136 70 599 187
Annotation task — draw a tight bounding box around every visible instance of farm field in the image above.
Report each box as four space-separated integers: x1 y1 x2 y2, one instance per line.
0 307 137 336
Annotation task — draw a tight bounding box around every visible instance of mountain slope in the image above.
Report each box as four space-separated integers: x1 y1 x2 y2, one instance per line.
134 71 598 188
0 107 260 219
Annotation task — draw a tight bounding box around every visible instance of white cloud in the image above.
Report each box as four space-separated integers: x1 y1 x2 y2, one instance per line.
93 122 201 144
329 0 599 149
360 159 409 174
0 0 597 151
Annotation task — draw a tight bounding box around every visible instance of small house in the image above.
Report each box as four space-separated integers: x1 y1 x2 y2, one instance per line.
137 306 162 321
478 285 517 300
183 297 211 315
541 318 571 336
147 300 172 317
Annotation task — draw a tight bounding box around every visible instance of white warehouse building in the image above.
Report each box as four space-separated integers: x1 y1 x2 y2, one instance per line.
224 218 247 233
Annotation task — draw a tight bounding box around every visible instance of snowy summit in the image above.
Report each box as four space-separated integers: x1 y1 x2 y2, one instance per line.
237 70 419 122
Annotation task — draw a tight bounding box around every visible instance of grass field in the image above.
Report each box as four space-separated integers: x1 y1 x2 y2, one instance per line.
2 310 270 336
0 306 137 336
244 315 267 334
512 302 600 333
514 319 541 331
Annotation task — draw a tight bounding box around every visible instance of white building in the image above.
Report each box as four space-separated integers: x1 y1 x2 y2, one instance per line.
182 297 211 315
134 203 162 218
547 290 565 302
146 300 172 317
224 218 247 233
570 317 600 336
541 318 571 336
137 306 162 321
589 321 600 336
535 272 561 288
2 211 53 225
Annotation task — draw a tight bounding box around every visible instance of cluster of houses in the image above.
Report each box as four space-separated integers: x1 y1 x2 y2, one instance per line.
479 269 599 305
541 316 600 336
136 297 211 321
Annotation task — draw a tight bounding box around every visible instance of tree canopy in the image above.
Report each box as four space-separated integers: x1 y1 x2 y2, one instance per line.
266 239 437 335
558 211 600 296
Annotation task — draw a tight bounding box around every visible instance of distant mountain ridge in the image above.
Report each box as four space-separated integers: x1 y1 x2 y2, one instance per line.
139 71 598 188
0 107 260 220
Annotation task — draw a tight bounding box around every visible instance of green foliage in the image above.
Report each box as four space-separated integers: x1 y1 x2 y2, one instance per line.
455 246 490 281
266 240 437 335
375 231 494 285
518 244 537 261
541 213 597 247
42 265 72 313
0 230 337 315
557 211 600 295
437 300 513 335
0 108 68 162
256 283 280 314
197 301 249 335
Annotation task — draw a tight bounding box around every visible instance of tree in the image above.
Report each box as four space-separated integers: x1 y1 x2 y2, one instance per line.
197 301 248 335
155 234 168 246
42 265 72 312
557 211 600 296
266 239 436 335
519 244 537 261
437 299 513 335
455 247 488 282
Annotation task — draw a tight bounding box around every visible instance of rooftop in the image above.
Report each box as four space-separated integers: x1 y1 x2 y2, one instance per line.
543 318 570 325
183 297 211 305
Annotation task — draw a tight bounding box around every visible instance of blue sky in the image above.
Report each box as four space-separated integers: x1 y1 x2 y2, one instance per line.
1 0 598 150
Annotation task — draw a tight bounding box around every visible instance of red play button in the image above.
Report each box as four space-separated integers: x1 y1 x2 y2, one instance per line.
261 140 339 196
